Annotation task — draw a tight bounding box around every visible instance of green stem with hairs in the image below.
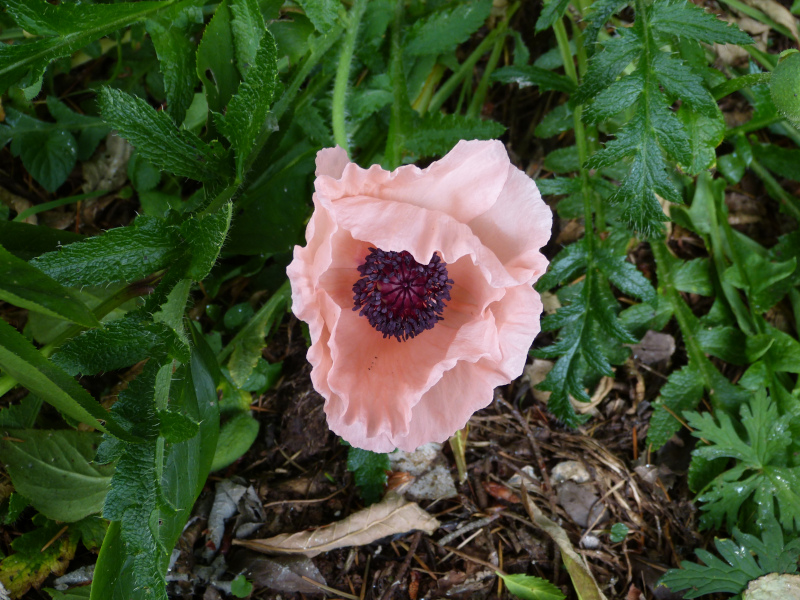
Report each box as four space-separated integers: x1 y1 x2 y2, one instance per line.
385 0 407 170
331 0 368 153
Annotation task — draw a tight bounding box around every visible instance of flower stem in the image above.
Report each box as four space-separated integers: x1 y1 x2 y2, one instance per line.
465 15 510 119
385 0 407 170
332 0 368 154
427 29 501 115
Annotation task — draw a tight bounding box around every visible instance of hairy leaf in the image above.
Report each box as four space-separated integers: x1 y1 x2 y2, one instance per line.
404 112 506 158
404 0 492 56
99 87 231 182
31 215 181 287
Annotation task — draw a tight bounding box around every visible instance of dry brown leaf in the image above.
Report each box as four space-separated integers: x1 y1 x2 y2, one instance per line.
520 487 609 600
741 0 800 45
234 492 439 557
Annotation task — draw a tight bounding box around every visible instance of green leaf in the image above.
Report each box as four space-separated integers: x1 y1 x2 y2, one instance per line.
30 215 181 287
229 0 266 73
211 411 259 471
762 325 800 374
0 319 128 439
216 31 279 179
536 241 588 292
609 523 628 543
0 515 79 597
196 0 240 114
544 146 580 173
158 409 200 443
672 258 713 296
677 104 726 175
596 250 657 304
146 5 204 126
0 430 114 522
92 347 219 600
127 151 162 193
751 142 800 181
179 202 233 280
98 87 231 182
404 112 506 158
723 253 797 312
686 391 800 532
500 573 565 600
0 394 42 429
0 244 99 327
0 220 84 261
52 316 189 376
659 522 800 598
224 282 291 387
573 30 642 104
231 574 254 598
695 326 747 365
647 364 704 449
296 0 340 33
583 73 644 123
2 108 77 193
535 0 571 33
0 0 186 95
649 0 753 45
652 52 718 117
492 65 577 94
346 446 390 505
404 0 492 57
535 103 574 138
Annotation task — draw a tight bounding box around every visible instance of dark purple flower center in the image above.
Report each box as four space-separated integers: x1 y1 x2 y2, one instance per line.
352 247 453 342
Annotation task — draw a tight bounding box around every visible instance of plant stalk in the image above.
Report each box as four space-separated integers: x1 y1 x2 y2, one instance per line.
331 0 368 153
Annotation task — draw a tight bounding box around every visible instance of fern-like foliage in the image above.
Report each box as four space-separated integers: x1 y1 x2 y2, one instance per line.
659 516 800 598
575 0 752 236
685 391 800 533
534 236 656 426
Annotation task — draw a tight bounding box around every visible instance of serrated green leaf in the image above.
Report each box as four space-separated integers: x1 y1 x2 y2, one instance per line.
583 73 643 123
216 31 279 179
296 0 339 33
179 202 233 280
52 316 189 376
536 241 588 293
536 0 571 33
223 281 291 387
158 409 200 443
196 0 240 114
31 215 181 287
596 250 656 304
535 102 574 138
404 112 505 158
652 52 718 116
582 0 629 49
347 446 390 505
650 0 753 44
0 0 186 95
677 104 726 175
762 324 800 374
146 5 203 126
404 0 492 57
99 87 231 182
492 65 577 94
723 253 797 312
3 107 77 193
647 364 704 449
500 572 565 600
229 0 265 73
0 319 132 440
544 146 581 173
0 244 99 327
0 430 113 522
573 29 641 104
685 392 800 532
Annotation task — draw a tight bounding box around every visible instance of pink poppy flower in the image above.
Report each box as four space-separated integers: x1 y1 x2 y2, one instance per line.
287 140 552 452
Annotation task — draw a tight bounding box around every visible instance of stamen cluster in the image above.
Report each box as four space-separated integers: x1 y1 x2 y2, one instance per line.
352 248 453 341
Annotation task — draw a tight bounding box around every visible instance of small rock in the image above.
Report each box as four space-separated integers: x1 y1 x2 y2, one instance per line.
628 330 676 364
557 481 607 528
551 460 591 484
506 466 539 491
389 444 457 500
743 573 800 600
581 534 601 549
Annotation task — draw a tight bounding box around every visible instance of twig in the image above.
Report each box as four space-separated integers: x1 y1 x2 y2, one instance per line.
379 531 422 600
